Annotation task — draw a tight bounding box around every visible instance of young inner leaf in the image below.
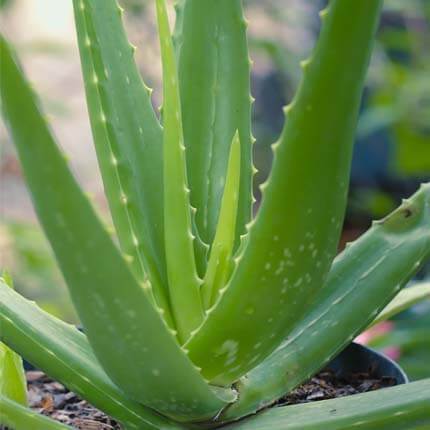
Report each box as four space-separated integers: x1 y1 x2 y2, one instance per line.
202 132 241 309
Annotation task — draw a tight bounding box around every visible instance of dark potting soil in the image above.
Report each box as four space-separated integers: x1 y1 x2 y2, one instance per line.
276 368 397 406
1 369 397 430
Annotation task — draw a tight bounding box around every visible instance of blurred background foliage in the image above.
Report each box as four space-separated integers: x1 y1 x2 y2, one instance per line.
367 300 430 381
1 0 429 377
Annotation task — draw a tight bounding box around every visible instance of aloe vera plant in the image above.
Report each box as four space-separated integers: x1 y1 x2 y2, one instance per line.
1 0 430 429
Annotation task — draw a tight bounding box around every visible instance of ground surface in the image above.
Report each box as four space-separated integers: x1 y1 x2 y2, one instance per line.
277 368 396 406
0 369 397 430
26 371 121 430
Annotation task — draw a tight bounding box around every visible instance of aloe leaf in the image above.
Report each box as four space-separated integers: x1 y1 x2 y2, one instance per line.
0 281 183 430
0 340 27 410
0 396 72 430
186 0 383 385
173 0 254 253
223 379 430 430
73 0 172 325
171 0 210 280
202 132 241 309
224 184 430 420
0 36 234 420
156 0 204 343
191 216 211 280
0 342 27 408
0 276 27 407
370 281 430 327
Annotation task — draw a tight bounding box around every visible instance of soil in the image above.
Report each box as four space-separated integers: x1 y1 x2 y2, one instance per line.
1 369 397 430
276 368 397 406
2 371 122 430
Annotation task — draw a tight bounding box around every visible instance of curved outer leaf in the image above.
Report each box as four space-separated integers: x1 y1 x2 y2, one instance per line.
0 281 183 430
156 0 204 343
370 281 430 327
0 396 72 430
186 0 383 385
223 379 430 430
202 132 241 309
0 37 234 421
224 184 430 420
173 0 253 254
73 0 173 325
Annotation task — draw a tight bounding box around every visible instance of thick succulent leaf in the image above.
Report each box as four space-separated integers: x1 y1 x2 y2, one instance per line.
0 344 27 407
224 184 430 420
223 379 430 430
171 0 209 279
173 0 253 252
186 0 383 385
0 37 234 421
156 0 204 343
0 276 27 407
371 281 430 327
0 396 72 430
202 132 241 309
73 0 172 324
0 281 183 430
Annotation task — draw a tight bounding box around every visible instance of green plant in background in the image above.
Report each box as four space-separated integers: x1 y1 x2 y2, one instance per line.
359 0 430 176
249 1 430 213
0 0 12 10
366 280 430 381
1 0 430 429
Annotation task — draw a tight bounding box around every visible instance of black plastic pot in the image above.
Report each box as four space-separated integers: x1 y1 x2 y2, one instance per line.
326 342 408 384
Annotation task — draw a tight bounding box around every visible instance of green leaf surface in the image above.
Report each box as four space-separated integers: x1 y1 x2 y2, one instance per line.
224 184 430 420
173 0 253 253
371 281 430 327
186 0 383 386
223 379 430 430
202 132 241 309
0 276 27 407
156 0 204 343
0 345 27 408
0 396 72 430
0 281 183 430
0 343 27 408
0 36 234 421
73 0 172 325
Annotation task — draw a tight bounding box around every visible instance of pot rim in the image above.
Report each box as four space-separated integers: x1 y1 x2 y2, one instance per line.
327 341 408 385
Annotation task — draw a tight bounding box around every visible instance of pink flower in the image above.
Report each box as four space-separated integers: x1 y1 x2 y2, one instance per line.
355 321 394 344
